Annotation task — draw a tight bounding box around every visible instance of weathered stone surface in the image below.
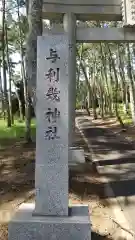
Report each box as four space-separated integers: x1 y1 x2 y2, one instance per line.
42 0 121 21
42 25 135 43
9 203 91 240
35 35 69 216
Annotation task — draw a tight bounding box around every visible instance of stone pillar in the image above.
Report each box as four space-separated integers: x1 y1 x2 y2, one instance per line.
63 13 76 147
34 35 69 216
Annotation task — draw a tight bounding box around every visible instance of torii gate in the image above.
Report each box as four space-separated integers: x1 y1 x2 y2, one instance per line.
42 0 135 146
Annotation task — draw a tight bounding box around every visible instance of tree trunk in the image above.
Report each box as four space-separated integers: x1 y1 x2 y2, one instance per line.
5 22 14 124
92 59 98 119
107 44 125 128
80 60 97 118
12 80 24 121
127 43 135 124
108 57 114 114
0 60 4 116
100 43 113 116
2 0 11 127
25 0 43 105
25 0 43 142
99 80 104 118
117 44 129 114
17 0 33 142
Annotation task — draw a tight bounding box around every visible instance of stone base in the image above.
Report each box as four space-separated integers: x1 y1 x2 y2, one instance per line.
69 147 85 166
8 203 91 240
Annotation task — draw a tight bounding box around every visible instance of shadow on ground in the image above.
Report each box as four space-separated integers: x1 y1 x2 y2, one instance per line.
0 125 106 208
83 126 135 154
77 114 135 213
91 232 126 239
0 139 35 207
69 166 135 204
69 166 105 200
0 128 103 207
91 231 112 239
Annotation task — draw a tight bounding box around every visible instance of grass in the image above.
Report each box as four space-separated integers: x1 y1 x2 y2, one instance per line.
122 117 132 125
0 118 36 139
118 104 133 125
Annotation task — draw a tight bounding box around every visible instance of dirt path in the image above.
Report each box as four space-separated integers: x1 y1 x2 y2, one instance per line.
76 113 135 239
82 114 135 231
0 127 128 240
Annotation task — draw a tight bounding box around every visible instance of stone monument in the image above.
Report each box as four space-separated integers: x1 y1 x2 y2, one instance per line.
8 34 91 240
35 35 69 217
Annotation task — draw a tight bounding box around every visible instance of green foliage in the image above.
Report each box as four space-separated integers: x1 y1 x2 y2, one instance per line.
118 104 132 125
0 118 36 139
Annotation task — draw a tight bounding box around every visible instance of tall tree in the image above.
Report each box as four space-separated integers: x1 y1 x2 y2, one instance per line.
5 22 13 124
25 0 43 142
17 0 31 141
2 0 11 127
127 43 135 125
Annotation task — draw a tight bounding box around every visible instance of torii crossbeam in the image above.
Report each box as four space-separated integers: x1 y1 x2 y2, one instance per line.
42 0 122 21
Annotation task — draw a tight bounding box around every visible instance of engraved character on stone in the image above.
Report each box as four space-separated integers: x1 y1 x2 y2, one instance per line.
44 126 60 140
46 108 60 123
46 48 60 63
46 87 60 102
45 68 60 82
